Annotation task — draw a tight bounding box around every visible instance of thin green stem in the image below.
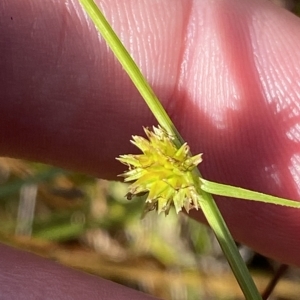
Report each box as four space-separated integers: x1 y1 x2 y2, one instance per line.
192 172 261 299
79 0 262 299
79 0 183 148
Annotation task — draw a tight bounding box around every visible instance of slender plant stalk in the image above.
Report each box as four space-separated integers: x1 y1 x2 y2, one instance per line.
79 0 183 148
261 264 289 300
79 0 263 298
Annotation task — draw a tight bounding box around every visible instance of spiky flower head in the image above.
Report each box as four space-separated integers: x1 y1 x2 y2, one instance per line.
117 126 203 216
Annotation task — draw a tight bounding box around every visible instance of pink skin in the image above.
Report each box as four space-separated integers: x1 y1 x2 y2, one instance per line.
2 0 300 271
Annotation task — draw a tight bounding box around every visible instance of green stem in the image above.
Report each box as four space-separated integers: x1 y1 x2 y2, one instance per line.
193 174 261 299
79 0 183 148
79 0 262 299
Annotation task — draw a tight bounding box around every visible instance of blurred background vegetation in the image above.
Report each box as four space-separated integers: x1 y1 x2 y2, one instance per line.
1 0 300 299
0 158 300 300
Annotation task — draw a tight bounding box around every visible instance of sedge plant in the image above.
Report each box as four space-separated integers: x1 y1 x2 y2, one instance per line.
79 1 300 299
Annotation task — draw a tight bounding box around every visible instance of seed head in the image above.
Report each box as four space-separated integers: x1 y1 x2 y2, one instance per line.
117 126 203 216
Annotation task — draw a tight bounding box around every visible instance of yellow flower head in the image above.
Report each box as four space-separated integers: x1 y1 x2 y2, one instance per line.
117 126 203 216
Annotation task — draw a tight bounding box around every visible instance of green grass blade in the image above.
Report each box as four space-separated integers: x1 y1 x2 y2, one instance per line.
0 168 66 199
79 0 184 148
192 176 262 299
79 1 262 299
201 178 300 208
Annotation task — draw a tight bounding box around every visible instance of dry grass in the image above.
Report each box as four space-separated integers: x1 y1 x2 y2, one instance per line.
0 158 299 299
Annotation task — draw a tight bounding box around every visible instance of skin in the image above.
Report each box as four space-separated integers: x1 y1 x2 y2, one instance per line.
1 0 300 297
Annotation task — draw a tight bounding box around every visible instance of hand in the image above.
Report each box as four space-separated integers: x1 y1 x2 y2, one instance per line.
1 0 300 298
